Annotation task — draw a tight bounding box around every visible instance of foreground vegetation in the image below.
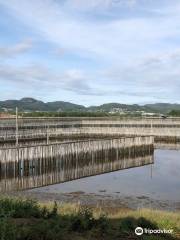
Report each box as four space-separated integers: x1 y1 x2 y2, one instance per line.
0 198 179 240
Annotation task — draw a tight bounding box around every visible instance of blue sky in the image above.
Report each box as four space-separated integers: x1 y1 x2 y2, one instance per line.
0 0 180 106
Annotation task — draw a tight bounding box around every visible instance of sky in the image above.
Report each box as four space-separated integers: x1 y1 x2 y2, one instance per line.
0 0 180 106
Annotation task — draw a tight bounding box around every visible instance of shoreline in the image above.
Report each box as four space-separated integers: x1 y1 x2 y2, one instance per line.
6 190 180 212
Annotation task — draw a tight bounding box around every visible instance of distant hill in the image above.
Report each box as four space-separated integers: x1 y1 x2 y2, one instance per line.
46 101 85 112
0 98 85 112
143 103 180 114
88 102 180 114
88 103 143 112
0 98 47 112
0 98 180 114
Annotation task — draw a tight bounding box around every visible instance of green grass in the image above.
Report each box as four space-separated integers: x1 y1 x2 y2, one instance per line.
0 197 179 240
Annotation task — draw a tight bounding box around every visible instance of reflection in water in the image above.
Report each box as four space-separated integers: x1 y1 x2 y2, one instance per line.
0 147 153 192
40 149 179 202
155 142 180 150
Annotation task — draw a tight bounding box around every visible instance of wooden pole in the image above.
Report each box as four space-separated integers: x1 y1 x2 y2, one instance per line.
16 107 19 147
151 120 153 135
47 124 49 144
151 164 153 179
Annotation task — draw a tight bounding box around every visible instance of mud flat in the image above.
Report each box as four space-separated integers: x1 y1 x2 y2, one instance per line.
6 190 180 212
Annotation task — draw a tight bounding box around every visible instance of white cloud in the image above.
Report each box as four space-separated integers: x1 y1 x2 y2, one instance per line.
103 48 180 101
0 39 32 58
0 63 95 94
1 0 180 103
1 0 180 63
65 0 137 11
142 50 180 68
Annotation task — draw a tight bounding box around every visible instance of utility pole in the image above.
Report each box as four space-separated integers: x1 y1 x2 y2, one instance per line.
16 107 19 147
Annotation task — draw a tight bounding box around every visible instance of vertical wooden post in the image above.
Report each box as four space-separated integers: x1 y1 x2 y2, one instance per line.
15 107 20 181
150 152 154 179
16 107 19 147
47 124 49 144
151 164 153 179
151 120 153 135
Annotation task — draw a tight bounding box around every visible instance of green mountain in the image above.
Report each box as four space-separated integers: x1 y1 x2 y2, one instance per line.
143 103 180 114
0 98 47 112
46 101 85 112
0 98 180 114
0 98 85 112
89 103 180 114
88 103 142 112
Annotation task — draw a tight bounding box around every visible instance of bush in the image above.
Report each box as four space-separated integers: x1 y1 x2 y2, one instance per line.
47 201 58 218
0 198 60 220
137 217 156 229
23 220 63 240
96 213 109 234
119 217 136 232
0 218 17 240
70 207 95 232
0 198 43 218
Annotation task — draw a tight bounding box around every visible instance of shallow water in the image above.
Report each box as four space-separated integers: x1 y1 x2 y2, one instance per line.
33 149 180 202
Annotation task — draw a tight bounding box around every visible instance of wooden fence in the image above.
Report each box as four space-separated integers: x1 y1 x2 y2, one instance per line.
1 118 180 142
0 155 153 192
0 136 154 163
